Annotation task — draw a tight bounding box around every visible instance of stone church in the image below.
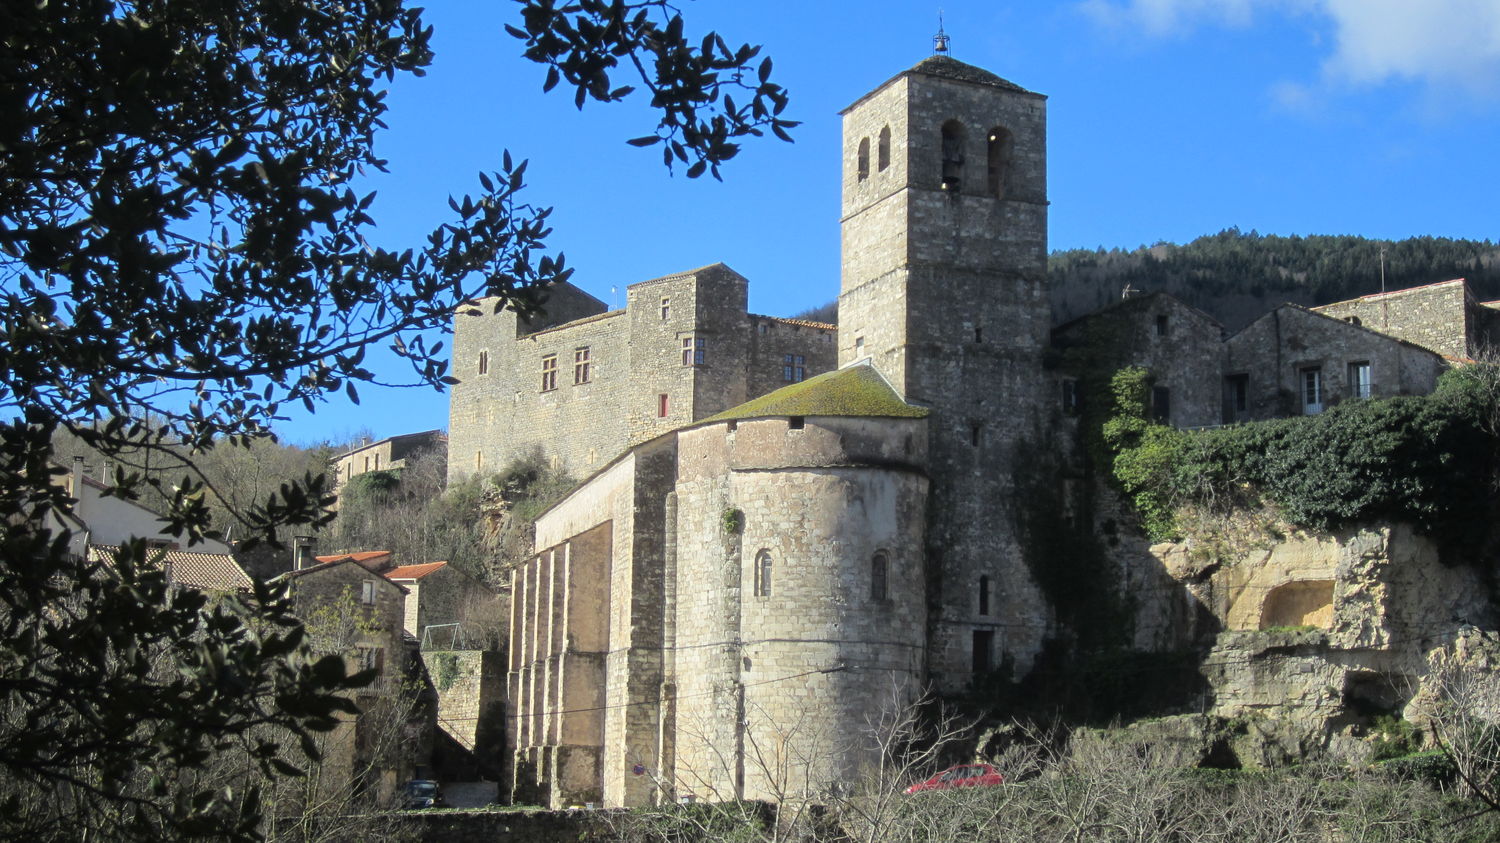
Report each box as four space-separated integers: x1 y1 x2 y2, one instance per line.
446 52 1497 808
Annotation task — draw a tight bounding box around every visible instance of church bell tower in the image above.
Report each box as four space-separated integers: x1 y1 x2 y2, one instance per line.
837 49 1054 688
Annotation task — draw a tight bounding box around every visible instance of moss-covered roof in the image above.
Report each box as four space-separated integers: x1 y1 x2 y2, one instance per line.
701 364 928 424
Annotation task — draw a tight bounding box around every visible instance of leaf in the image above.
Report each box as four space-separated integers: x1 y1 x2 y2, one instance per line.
626 135 661 147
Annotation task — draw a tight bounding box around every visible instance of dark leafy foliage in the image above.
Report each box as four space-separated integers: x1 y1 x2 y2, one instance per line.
1101 366 1498 544
0 0 790 837
1051 229 1500 330
507 0 798 180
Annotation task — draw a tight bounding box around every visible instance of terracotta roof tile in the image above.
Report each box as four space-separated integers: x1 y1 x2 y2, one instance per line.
387 561 448 580
88 544 253 591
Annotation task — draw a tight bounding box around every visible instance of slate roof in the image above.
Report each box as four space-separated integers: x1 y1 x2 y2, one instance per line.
701 363 928 423
908 55 1034 94
88 544 253 592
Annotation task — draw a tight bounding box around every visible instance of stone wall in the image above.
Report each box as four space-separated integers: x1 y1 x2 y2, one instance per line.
449 267 838 484
1226 305 1448 419
838 61 1055 689
1311 279 1475 360
669 415 929 801
426 649 506 777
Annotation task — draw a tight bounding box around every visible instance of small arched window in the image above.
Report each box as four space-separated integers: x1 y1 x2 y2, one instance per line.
941 120 965 191
986 127 1013 199
871 551 889 601
877 126 891 172
978 575 991 616
754 549 773 598
857 138 870 182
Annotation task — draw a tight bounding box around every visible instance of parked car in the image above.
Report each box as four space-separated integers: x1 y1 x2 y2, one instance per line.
903 763 1005 794
401 779 447 810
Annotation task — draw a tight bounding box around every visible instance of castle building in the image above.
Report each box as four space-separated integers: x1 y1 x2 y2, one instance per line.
445 52 1492 809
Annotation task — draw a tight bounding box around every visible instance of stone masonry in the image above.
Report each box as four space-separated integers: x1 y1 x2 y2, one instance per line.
447 265 835 482
463 52 1494 809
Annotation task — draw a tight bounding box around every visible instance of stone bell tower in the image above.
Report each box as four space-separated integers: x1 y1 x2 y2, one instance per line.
837 50 1054 689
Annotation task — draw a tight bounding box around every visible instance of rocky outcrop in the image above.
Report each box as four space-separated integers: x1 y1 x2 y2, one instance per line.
1144 523 1497 766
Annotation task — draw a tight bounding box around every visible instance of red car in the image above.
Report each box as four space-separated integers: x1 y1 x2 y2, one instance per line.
904 763 1005 794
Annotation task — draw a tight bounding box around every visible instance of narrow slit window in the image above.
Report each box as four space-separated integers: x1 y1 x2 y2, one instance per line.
986 127 1012 198
657 393 669 418
871 551 889 601
878 125 891 172
979 576 991 615
941 120 965 191
754 550 773 598
477 349 488 375
857 137 870 181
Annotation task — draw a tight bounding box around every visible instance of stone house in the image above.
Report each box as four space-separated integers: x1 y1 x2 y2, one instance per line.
331 429 447 497
1054 291 1451 426
452 51 1497 808
1311 277 1500 361
386 560 503 647
277 558 422 800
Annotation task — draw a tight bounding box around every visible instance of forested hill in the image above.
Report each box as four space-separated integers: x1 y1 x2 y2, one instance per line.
1049 230 1500 331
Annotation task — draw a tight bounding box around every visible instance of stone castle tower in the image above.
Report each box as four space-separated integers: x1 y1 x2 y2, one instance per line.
837 55 1055 688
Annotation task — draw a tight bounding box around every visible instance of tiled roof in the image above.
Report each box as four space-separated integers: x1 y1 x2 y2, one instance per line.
387 561 448 581
315 550 392 570
1313 278 1468 308
750 314 837 331
88 544 253 592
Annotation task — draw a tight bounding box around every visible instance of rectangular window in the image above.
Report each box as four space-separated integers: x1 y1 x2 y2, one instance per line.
1301 367 1323 414
1061 379 1079 414
660 297 670 320
782 354 805 382
1348 361 1371 399
1155 314 1169 336
357 646 384 674
854 336 865 357
870 552 888 601
540 354 558 391
477 349 488 375
1151 386 1171 423
681 336 706 366
657 393 669 418
574 347 591 384
360 580 376 605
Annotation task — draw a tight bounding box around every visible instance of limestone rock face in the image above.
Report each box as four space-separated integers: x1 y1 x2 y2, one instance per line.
1146 523 1497 766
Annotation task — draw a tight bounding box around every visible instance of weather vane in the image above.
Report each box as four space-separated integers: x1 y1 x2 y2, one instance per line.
934 10 950 55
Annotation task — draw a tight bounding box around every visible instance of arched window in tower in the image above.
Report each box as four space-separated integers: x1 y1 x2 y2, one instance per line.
754 549 773 598
978 575 991 615
870 551 889 601
941 120 965 191
987 127 1013 199
857 138 870 182
877 126 891 172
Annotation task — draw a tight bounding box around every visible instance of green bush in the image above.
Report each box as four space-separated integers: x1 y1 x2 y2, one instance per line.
1100 366 1497 543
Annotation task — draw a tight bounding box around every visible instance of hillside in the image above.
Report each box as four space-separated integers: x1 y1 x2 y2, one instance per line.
1049 229 1500 330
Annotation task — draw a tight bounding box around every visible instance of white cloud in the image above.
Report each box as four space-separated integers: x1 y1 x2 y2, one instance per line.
1320 0 1500 93
1083 0 1500 96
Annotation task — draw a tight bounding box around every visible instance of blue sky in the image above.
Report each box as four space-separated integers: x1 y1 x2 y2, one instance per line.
280 0 1500 446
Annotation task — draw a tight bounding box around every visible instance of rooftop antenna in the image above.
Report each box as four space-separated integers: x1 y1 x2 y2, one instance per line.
1121 283 1139 300
933 10 951 55
1379 245 1387 294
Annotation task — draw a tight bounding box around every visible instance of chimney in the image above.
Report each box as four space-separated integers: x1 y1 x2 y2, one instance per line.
70 456 85 517
292 536 317 570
